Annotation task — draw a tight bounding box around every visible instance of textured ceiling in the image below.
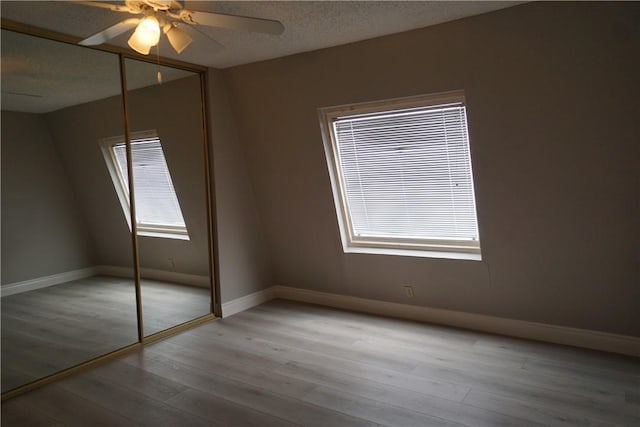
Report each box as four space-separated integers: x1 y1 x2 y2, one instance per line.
1 1 522 69
1 1 522 113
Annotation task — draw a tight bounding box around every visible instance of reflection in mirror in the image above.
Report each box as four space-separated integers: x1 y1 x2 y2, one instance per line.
123 58 212 336
1 30 137 392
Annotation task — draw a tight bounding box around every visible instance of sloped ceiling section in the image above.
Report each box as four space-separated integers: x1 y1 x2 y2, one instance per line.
1 1 522 69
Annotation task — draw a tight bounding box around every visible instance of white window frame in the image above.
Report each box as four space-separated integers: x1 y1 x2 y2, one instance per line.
318 91 481 260
100 130 189 240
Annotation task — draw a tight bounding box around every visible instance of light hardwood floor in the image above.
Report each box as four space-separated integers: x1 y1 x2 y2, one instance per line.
1 276 210 392
2 299 639 426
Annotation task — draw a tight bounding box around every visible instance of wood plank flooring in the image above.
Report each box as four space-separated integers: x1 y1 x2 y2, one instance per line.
2 299 639 426
1 276 210 392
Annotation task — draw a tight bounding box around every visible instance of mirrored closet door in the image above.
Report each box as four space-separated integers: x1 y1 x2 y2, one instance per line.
1 29 138 393
123 58 212 336
1 26 215 396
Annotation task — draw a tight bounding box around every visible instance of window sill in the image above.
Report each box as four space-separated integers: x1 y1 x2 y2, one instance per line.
138 230 190 241
344 245 482 261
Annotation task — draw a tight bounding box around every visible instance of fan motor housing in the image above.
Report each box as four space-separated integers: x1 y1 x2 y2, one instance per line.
126 0 183 13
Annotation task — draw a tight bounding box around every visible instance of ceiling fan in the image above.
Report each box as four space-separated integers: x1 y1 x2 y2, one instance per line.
75 0 284 55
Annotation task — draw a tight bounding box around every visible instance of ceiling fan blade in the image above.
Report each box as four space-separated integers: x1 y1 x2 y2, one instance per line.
79 18 141 46
178 23 224 51
181 10 284 35
73 1 134 13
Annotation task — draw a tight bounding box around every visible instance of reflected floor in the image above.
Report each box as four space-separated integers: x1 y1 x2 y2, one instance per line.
1 275 210 393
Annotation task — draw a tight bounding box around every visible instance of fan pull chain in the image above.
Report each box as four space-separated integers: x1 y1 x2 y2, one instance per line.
156 44 163 85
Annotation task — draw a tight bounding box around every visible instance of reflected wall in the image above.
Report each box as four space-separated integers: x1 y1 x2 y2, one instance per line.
124 58 212 336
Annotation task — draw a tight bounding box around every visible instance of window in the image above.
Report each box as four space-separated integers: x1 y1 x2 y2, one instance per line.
101 131 189 240
319 91 480 259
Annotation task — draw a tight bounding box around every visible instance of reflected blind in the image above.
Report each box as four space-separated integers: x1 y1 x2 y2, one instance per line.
113 138 186 228
333 103 479 243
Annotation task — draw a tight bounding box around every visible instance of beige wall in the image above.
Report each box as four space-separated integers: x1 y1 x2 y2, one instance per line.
1 112 97 284
223 2 640 335
126 72 210 277
207 69 274 302
45 92 134 270
45 76 208 276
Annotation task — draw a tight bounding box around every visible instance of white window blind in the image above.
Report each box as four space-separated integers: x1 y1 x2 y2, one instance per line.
112 137 187 235
322 93 480 256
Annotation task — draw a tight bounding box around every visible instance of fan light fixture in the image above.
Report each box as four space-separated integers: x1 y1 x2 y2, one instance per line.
77 0 285 56
128 15 161 55
164 24 192 54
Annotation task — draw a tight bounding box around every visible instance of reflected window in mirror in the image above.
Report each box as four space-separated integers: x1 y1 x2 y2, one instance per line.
101 130 189 240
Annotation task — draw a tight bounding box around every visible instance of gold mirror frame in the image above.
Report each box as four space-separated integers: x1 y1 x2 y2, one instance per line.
0 18 221 401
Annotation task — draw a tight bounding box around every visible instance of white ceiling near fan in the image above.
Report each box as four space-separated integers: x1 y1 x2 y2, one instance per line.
1 1 522 69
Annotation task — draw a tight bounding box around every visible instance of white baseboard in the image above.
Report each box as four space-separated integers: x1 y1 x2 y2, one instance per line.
269 286 640 357
1 265 210 298
222 287 276 318
95 265 210 288
1 267 98 297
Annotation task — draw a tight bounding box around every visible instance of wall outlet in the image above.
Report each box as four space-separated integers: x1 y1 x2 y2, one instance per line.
403 285 414 297
167 258 175 269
